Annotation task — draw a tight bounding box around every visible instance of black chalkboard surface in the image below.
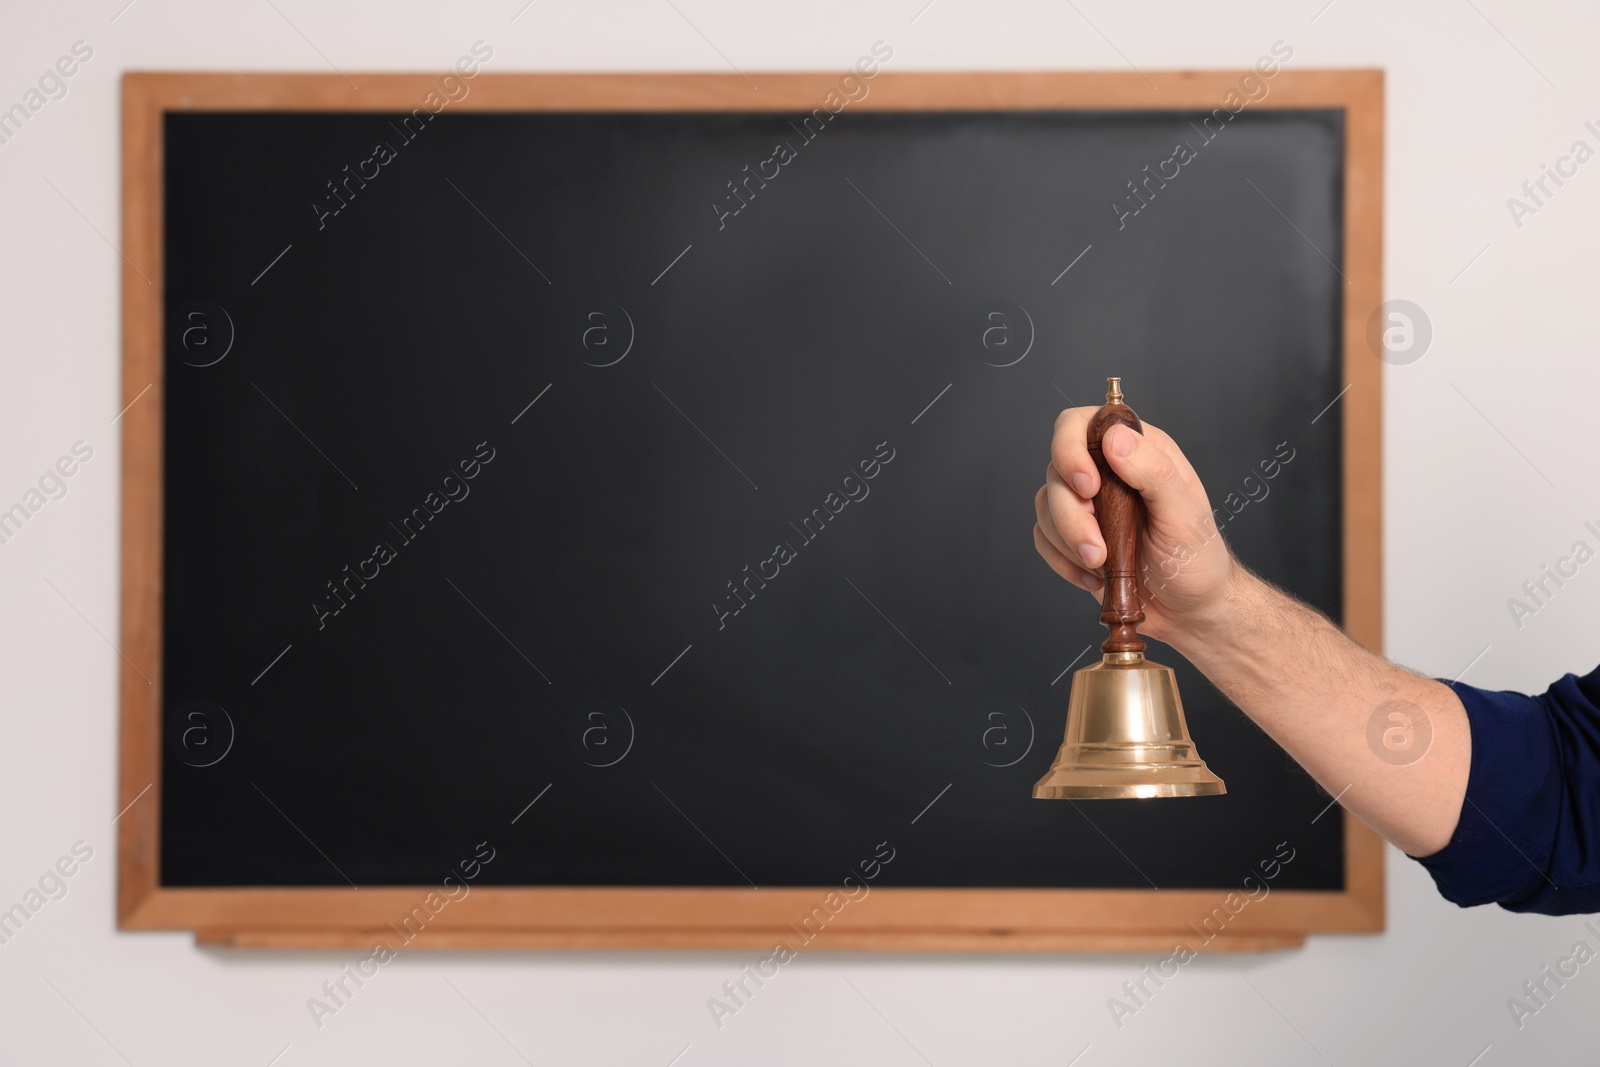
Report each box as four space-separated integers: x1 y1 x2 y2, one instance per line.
158 103 1347 896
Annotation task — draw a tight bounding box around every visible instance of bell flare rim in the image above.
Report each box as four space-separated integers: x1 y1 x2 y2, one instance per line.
1031 779 1227 800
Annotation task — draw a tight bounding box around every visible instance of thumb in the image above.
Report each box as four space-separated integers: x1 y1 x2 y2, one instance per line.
1102 424 1184 511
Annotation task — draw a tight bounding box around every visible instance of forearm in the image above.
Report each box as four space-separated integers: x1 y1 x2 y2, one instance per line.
1167 563 1471 857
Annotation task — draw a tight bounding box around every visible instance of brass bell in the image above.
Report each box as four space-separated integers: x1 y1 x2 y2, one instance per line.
1033 378 1226 800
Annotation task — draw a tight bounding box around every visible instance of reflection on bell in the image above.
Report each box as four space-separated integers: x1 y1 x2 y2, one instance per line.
1033 376 1225 800
1032 651 1225 799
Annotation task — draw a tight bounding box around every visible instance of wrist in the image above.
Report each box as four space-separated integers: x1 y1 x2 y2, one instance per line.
1169 556 1257 661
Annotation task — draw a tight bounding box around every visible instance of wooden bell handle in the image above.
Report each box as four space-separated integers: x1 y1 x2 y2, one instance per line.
1086 378 1146 655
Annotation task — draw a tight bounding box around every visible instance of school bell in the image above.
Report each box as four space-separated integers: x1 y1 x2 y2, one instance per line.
1033 378 1226 800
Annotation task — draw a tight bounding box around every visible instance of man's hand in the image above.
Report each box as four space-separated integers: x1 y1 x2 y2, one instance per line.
1033 407 1236 646
1032 405 1471 859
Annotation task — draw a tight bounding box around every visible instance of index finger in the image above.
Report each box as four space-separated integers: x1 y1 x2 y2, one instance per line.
1050 407 1102 500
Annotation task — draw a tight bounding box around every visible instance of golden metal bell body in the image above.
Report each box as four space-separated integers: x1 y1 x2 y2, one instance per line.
1032 651 1226 800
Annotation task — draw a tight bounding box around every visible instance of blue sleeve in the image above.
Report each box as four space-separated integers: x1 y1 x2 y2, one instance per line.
1413 664 1600 915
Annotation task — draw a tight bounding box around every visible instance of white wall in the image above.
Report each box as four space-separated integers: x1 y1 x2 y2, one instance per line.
3 0 1598 1063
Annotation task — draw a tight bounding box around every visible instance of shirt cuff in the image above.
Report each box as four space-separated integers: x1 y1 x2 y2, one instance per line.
1411 678 1561 909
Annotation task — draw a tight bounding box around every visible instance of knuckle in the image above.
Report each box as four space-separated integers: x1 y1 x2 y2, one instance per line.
1146 448 1182 491
1053 411 1090 447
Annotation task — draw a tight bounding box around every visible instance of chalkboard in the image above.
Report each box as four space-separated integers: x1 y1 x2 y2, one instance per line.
120 71 1385 950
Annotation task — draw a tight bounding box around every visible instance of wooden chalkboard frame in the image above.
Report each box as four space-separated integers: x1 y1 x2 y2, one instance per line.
118 70 1384 951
